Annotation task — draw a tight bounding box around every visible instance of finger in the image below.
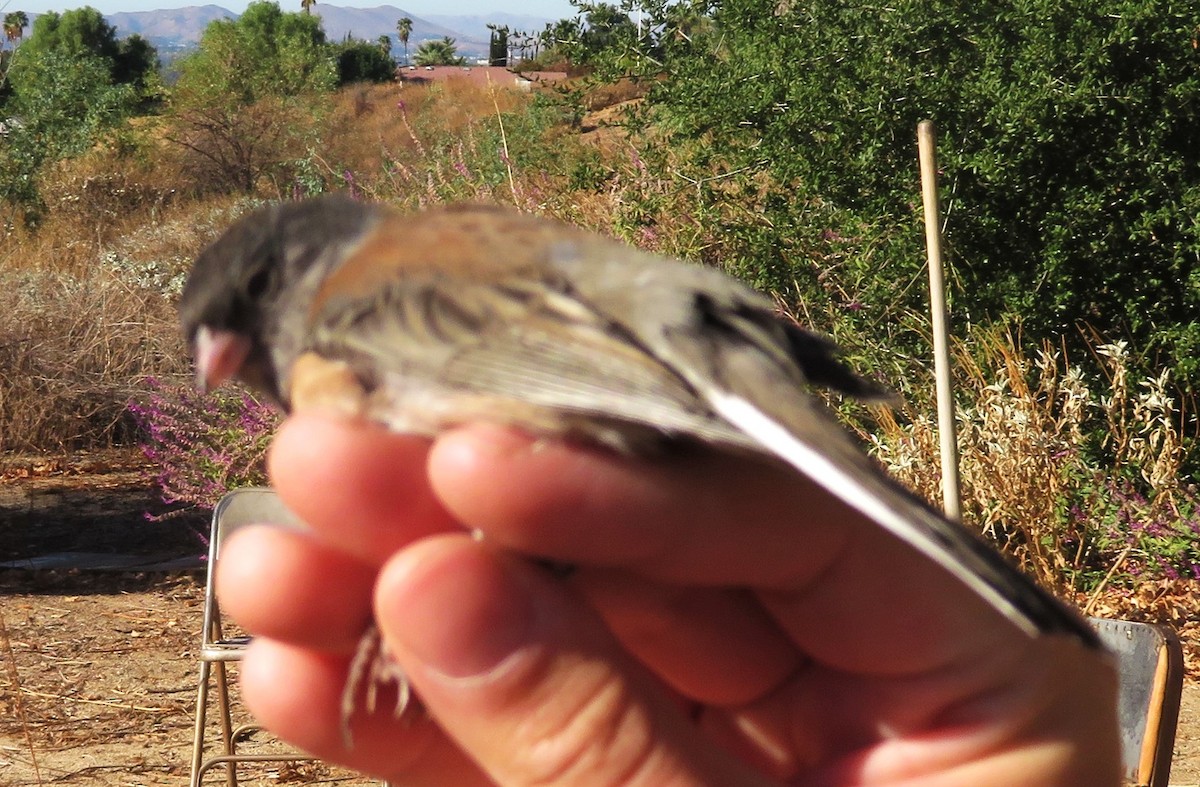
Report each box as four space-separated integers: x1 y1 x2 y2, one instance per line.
268 414 462 565
695 634 1119 786
758 526 1008 672
216 524 375 651
573 569 801 706
373 534 772 786
428 425 1024 670
428 424 850 586
239 638 492 785
787 636 1120 786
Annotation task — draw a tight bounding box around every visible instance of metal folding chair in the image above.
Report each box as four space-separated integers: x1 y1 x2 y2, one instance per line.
190 486 316 787
1091 617 1185 787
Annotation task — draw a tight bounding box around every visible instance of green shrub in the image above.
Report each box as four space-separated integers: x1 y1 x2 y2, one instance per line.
598 0 1200 387
128 378 280 511
335 40 395 85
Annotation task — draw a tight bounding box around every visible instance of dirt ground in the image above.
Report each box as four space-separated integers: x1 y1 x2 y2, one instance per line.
1 454 1198 786
0 454 374 786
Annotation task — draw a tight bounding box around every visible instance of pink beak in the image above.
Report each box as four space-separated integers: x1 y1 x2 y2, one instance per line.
193 326 251 392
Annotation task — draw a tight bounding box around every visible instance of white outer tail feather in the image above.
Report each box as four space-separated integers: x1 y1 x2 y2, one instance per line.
707 390 1043 640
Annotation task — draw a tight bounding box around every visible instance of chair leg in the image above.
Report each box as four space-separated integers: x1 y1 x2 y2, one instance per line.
190 659 212 787
213 659 238 787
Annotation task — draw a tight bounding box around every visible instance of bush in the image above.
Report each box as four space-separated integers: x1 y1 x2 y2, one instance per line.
335 40 394 85
17 7 158 90
128 378 280 511
0 265 184 451
604 0 1200 386
871 329 1200 593
166 1 336 194
0 51 137 218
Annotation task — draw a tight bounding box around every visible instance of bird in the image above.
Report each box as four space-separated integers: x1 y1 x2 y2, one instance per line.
179 194 1101 741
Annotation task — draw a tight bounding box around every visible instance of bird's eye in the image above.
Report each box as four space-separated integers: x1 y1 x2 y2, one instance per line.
246 269 271 299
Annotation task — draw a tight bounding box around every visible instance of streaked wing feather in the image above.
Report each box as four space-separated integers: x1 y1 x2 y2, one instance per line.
308 272 757 450
306 223 1098 646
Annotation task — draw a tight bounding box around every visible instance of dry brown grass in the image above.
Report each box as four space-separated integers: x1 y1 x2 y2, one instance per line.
0 263 185 452
319 80 533 203
870 328 1192 592
581 76 655 111
0 176 256 453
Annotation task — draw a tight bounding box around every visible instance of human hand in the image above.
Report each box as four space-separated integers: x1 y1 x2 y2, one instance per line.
216 413 1120 786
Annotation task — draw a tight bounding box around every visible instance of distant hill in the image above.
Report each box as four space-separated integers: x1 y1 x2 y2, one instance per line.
313 5 482 52
104 4 555 57
421 12 568 42
108 5 235 46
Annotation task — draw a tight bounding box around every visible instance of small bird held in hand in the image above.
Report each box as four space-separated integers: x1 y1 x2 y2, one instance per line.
179 194 1100 742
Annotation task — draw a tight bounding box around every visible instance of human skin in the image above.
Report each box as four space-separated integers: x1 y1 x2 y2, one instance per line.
216 413 1121 786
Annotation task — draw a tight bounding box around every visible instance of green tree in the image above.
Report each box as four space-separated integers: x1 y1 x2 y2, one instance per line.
396 16 412 65
0 7 152 217
21 7 119 62
487 23 508 66
335 38 394 84
546 17 582 49
3 11 29 46
538 17 583 67
175 2 334 104
608 0 1200 386
0 11 25 105
18 7 157 88
114 33 159 94
570 2 638 64
300 0 316 15
1 50 134 214
659 0 710 60
168 1 336 192
413 35 465 66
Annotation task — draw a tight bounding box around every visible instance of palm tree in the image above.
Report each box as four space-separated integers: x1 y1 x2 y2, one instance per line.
3 11 29 47
413 36 464 67
377 34 391 55
300 0 315 15
396 17 412 65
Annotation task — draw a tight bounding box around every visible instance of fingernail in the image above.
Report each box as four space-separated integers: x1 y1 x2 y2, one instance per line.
378 540 536 678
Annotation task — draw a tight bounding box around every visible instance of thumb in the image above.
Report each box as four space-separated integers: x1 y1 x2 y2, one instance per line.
374 536 764 786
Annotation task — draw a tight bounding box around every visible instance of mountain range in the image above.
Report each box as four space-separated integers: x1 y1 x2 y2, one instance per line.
103 5 559 56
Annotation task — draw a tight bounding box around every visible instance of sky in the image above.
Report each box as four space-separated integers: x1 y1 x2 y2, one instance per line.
1 0 577 17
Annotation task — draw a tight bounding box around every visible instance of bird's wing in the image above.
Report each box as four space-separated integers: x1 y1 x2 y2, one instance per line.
305 268 760 452
550 239 1100 647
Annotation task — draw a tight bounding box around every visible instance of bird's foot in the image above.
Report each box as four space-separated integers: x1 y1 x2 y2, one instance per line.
340 625 415 747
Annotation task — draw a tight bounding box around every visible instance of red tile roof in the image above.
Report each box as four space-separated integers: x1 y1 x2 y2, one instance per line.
397 65 567 89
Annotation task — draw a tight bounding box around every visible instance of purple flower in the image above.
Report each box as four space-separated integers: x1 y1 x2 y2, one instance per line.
127 379 281 513
343 170 360 200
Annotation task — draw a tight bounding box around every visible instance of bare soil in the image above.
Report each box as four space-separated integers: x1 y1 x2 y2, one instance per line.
1 454 1197 786
0 454 372 786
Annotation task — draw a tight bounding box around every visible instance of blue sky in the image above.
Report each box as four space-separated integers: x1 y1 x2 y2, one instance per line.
1 0 577 17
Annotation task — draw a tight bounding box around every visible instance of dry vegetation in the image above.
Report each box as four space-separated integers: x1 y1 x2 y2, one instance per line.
871 329 1200 672
0 80 599 459
0 194 245 453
